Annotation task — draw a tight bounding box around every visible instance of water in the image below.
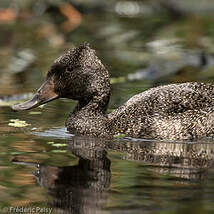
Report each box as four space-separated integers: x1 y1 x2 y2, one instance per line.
1 0 214 213
1 104 214 214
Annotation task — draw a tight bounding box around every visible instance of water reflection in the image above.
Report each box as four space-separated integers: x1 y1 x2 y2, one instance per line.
111 139 214 181
11 135 214 213
34 137 111 214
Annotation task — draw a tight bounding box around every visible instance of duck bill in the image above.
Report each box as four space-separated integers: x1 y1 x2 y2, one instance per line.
12 78 59 111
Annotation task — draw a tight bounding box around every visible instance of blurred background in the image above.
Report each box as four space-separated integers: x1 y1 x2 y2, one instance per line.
1 0 214 97
1 1 214 213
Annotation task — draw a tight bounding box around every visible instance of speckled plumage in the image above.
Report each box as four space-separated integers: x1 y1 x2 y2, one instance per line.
109 83 214 140
16 44 214 140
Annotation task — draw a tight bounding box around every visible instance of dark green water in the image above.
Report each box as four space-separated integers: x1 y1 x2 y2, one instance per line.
1 0 214 213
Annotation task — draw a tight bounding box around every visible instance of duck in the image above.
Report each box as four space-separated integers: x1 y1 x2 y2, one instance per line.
12 43 214 141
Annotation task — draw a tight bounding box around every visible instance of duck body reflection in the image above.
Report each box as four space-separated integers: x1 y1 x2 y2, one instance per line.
12 134 214 214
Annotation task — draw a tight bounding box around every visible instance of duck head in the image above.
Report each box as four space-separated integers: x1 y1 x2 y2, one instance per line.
12 43 110 111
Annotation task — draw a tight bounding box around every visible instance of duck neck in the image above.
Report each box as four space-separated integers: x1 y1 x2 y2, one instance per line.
66 91 112 138
74 92 110 115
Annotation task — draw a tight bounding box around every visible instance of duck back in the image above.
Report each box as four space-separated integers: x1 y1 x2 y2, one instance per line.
109 82 214 140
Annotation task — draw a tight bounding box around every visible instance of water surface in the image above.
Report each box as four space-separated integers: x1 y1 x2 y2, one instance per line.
0 102 214 214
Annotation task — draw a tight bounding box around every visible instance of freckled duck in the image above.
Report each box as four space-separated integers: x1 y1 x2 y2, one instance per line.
12 43 214 140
